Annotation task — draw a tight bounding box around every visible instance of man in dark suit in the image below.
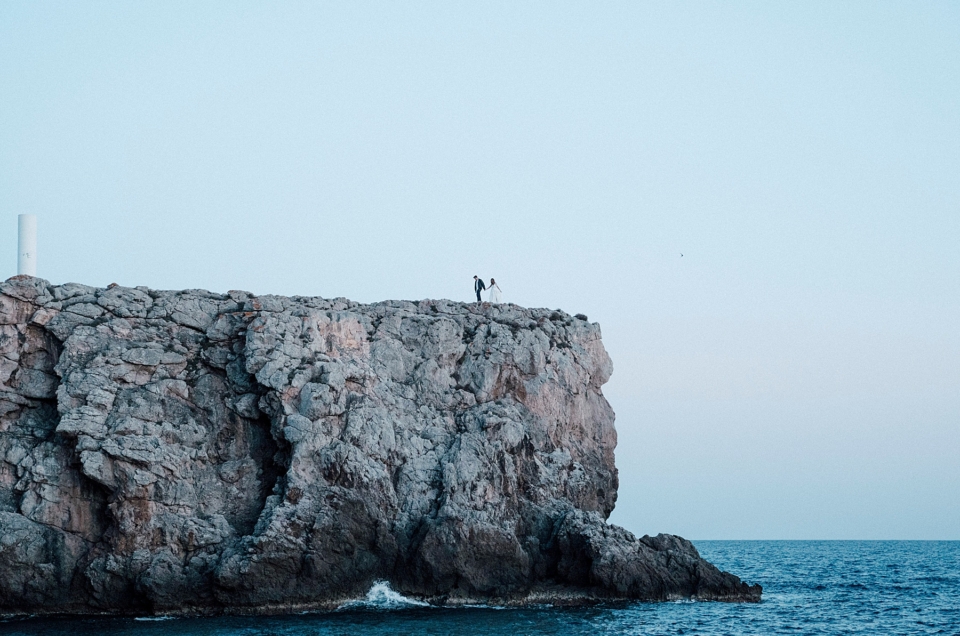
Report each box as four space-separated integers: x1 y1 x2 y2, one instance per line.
473 275 486 303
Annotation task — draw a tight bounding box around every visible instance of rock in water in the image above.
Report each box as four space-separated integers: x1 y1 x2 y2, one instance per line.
0 277 760 615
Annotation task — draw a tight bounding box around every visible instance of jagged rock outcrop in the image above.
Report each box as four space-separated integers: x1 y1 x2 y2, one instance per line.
0 276 760 615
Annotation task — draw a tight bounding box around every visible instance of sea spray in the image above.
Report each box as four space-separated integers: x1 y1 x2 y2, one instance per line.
338 581 431 610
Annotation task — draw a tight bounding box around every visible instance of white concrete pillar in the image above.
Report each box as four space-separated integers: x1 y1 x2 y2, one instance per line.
18 214 37 277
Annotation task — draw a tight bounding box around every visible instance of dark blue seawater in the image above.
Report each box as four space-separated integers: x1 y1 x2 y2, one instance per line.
3 541 958 635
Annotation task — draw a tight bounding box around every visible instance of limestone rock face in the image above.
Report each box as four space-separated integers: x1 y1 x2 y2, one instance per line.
0 276 759 615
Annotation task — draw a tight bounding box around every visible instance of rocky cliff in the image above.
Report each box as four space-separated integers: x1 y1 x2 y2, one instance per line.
0 276 760 615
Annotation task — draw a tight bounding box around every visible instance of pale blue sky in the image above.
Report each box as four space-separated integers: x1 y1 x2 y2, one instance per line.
2 1 958 539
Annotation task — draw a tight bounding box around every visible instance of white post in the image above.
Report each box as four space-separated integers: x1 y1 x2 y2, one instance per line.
18 214 37 277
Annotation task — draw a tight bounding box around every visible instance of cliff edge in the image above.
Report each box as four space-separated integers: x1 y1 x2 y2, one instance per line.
0 276 760 615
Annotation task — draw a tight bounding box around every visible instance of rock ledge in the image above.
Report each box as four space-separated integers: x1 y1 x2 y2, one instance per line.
0 277 760 615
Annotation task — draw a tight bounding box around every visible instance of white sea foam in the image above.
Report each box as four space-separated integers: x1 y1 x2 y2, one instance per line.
133 616 176 621
339 580 430 610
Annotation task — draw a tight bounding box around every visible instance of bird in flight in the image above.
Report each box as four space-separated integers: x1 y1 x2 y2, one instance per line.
680 253 683 257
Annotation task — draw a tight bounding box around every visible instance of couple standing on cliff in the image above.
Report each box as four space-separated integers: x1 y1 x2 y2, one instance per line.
473 275 502 304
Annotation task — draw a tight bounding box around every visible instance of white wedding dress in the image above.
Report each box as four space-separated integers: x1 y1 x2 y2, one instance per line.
489 284 502 303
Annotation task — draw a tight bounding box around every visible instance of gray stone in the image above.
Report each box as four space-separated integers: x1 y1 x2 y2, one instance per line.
0 277 760 617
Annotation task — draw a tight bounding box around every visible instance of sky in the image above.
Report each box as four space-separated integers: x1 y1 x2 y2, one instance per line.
1 1 958 539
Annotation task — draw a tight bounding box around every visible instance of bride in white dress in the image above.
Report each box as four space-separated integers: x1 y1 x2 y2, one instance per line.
488 278 502 303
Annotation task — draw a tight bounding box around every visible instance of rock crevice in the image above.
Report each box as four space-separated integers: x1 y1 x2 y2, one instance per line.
0 277 759 615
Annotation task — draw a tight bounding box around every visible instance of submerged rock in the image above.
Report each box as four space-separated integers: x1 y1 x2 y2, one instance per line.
0 276 760 615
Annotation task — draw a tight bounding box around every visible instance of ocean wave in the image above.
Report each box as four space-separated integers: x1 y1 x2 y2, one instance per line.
338 581 431 610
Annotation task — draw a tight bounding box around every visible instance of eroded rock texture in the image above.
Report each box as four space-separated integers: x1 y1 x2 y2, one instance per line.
0 276 759 615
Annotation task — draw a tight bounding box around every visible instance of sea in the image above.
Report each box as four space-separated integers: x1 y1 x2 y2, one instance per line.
2 541 958 636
